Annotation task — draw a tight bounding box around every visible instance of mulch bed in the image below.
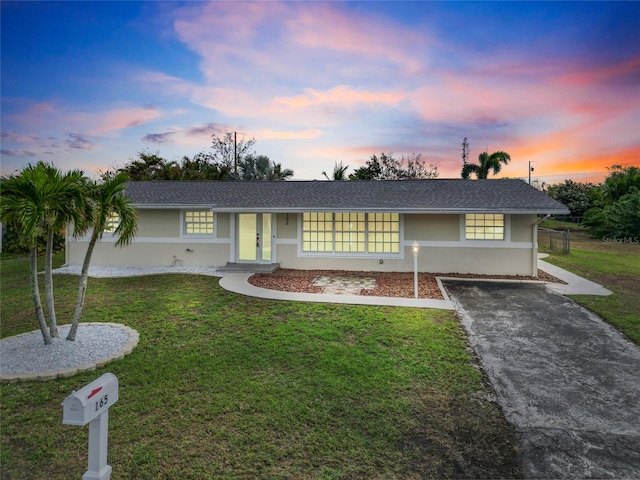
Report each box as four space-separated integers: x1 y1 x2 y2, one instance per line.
249 269 565 300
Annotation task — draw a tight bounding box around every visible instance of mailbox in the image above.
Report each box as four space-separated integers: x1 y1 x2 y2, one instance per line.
62 373 119 426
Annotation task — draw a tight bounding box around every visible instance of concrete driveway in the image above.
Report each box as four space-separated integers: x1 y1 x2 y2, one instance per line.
444 280 640 479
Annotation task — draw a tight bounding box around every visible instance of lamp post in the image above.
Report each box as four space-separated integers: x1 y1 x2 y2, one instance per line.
412 241 419 299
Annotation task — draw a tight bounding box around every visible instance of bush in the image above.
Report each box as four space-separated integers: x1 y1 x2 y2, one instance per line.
1 223 65 254
584 187 640 238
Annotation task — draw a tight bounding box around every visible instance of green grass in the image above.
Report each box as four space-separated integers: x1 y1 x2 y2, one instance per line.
1 254 520 479
544 233 640 345
539 218 586 232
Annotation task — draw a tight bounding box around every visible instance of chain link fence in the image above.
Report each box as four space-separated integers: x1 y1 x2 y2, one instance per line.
538 228 570 254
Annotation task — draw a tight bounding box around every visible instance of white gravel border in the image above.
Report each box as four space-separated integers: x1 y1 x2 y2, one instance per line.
0 323 139 383
52 265 222 278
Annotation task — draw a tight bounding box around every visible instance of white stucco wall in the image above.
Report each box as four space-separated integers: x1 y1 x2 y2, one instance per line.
66 210 538 275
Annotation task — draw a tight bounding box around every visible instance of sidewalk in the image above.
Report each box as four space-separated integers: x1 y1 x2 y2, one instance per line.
538 259 612 296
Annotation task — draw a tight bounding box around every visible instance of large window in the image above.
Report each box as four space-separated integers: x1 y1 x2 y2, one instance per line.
368 213 400 253
465 213 504 240
335 212 365 252
104 212 120 233
302 212 333 252
302 212 400 254
184 210 214 235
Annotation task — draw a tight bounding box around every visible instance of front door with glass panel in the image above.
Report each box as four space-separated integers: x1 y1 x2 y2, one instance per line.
238 213 272 263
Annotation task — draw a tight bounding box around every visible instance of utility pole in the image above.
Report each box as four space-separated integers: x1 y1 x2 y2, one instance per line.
528 161 535 185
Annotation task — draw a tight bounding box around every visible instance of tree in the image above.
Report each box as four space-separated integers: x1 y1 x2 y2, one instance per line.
349 153 438 180
40 164 88 338
461 151 511 179
600 164 640 204
546 180 597 217
583 165 640 238
0 163 87 344
118 151 167 180
238 155 293 181
67 172 138 341
210 130 256 175
322 161 350 180
461 137 470 165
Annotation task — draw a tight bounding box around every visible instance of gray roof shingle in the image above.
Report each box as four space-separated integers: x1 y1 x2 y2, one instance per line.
124 179 569 214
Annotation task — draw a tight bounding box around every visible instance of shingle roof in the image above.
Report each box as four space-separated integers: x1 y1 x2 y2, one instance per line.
124 179 569 214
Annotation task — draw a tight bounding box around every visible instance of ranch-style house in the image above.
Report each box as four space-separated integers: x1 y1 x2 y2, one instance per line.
66 179 569 276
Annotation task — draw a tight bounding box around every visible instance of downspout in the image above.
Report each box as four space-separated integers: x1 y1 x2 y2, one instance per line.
532 214 550 277
64 224 69 267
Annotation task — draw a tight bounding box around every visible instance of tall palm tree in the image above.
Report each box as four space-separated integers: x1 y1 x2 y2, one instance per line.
322 162 349 180
0 163 86 343
1 169 50 343
67 172 138 341
461 151 511 179
39 164 88 338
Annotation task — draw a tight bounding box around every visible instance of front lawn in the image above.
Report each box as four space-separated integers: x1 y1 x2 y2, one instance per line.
544 232 640 345
0 254 520 479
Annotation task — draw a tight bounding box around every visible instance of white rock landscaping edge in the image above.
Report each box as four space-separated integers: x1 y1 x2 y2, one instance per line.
0 323 139 384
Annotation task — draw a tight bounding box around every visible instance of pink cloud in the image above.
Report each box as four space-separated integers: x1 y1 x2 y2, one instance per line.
275 85 406 110
554 55 640 87
66 106 163 136
4 101 57 128
254 128 322 141
172 1 432 86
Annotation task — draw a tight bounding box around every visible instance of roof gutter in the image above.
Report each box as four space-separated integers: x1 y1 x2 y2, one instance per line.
131 204 569 215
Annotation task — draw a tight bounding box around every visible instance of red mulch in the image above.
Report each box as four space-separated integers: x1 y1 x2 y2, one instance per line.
249 269 565 300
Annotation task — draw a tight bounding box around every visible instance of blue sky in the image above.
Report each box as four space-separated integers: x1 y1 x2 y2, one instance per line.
1 1 638 183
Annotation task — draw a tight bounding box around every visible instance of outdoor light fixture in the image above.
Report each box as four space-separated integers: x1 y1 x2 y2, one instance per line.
412 241 419 299
285 213 289 225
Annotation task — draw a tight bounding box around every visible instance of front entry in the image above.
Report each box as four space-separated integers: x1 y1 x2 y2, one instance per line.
237 213 272 263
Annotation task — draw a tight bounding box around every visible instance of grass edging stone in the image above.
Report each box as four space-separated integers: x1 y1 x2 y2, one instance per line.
0 322 139 384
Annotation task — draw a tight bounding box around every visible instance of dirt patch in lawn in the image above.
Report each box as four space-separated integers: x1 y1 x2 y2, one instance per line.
249 269 564 299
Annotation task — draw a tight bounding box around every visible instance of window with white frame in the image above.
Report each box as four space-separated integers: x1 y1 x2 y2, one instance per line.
368 212 400 253
335 212 365 252
184 210 214 235
302 212 400 254
465 213 504 240
104 212 120 233
302 212 333 252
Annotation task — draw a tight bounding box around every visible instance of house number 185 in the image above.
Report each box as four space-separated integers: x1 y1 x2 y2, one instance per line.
94 394 109 412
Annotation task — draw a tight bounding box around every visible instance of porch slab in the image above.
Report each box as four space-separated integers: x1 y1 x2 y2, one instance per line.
216 263 280 274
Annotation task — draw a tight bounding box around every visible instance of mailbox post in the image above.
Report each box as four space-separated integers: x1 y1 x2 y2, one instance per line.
62 373 119 480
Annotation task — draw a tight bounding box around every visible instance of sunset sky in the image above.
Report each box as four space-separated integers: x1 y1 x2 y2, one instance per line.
1 1 638 184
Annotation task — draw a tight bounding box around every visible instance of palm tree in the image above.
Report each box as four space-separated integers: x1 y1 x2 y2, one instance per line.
1 169 50 343
239 155 294 181
67 172 138 341
269 162 294 181
0 164 86 343
461 151 511 179
39 164 88 338
322 162 349 180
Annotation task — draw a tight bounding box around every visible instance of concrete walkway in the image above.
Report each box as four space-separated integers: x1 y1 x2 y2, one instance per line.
218 259 611 309
219 273 456 309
